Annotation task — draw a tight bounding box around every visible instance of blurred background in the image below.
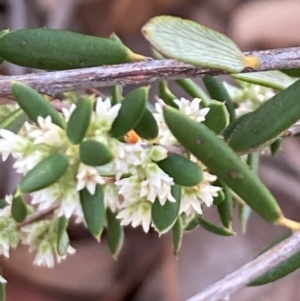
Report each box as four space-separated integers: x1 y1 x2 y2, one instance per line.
1 0 300 300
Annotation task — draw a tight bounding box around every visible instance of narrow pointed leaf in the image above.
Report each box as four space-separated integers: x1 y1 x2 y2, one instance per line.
67 96 93 144
159 81 178 108
197 216 234 236
111 85 123 106
270 138 282 156
172 216 183 255
163 106 284 224
156 153 202 186
176 79 210 106
12 83 64 128
20 153 69 193
227 79 300 153
239 203 251 234
80 140 113 166
203 76 236 121
109 87 148 138
248 231 300 286
134 108 158 140
11 196 27 223
142 16 257 73
216 183 233 230
152 185 181 234
57 216 69 256
184 217 199 232
203 101 229 134
232 71 295 90
0 28 145 70
0 108 27 133
80 184 105 240
213 189 225 205
281 68 300 78
106 208 124 258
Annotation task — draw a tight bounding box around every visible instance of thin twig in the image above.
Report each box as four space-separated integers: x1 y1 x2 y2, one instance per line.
185 230 300 301
0 47 299 97
17 203 60 229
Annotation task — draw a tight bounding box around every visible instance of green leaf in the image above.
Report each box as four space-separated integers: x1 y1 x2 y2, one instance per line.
156 153 203 186
0 108 27 133
216 183 233 230
248 231 300 286
239 203 251 234
270 138 282 156
109 87 148 138
203 76 236 121
203 101 229 134
134 108 159 140
12 82 65 128
20 153 69 193
11 195 27 223
163 106 284 224
227 79 300 153
79 140 113 166
67 96 93 144
111 85 123 106
80 184 105 240
175 79 210 107
57 216 69 256
152 185 181 234
142 16 254 73
0 28 145 70
184 217 199 232
172 216 183 255
197 216 234 236
106 208 124 258
213 189 225 205
281 68 300 78
232 71 295 90
159 81 178 108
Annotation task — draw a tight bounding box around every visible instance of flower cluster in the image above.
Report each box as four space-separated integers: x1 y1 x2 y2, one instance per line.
0 96 221 274
224 81 275 116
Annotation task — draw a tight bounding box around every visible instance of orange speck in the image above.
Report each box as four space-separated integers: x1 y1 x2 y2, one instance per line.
125 130 140 144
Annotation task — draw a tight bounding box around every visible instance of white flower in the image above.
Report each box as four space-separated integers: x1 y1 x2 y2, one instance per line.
0 275 6 283
115 176 142 205
62 104 76 122
140 163 175 205
180 172 220 216
117 201 151 232
0 195 12 217
112 142 148 179
154 98 209 145
0 217 19 258
93 97 121 132
76 164 106 194
103 183 121 212
27 116 66 147
13 150 45 174
58 186 83 219
149 145 168 162
173 98 210 122
34 241 55 268
0 129 32 161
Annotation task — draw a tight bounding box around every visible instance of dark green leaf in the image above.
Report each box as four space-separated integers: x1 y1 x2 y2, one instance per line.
11 196 27 223
152 185 181 234
106 208 124 258
20 153 69 193
80 184 105 240
172 216 183 255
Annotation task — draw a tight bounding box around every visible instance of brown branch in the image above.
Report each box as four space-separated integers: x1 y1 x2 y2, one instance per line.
185 230 300 301
17 203 60 229
0 47 300 97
